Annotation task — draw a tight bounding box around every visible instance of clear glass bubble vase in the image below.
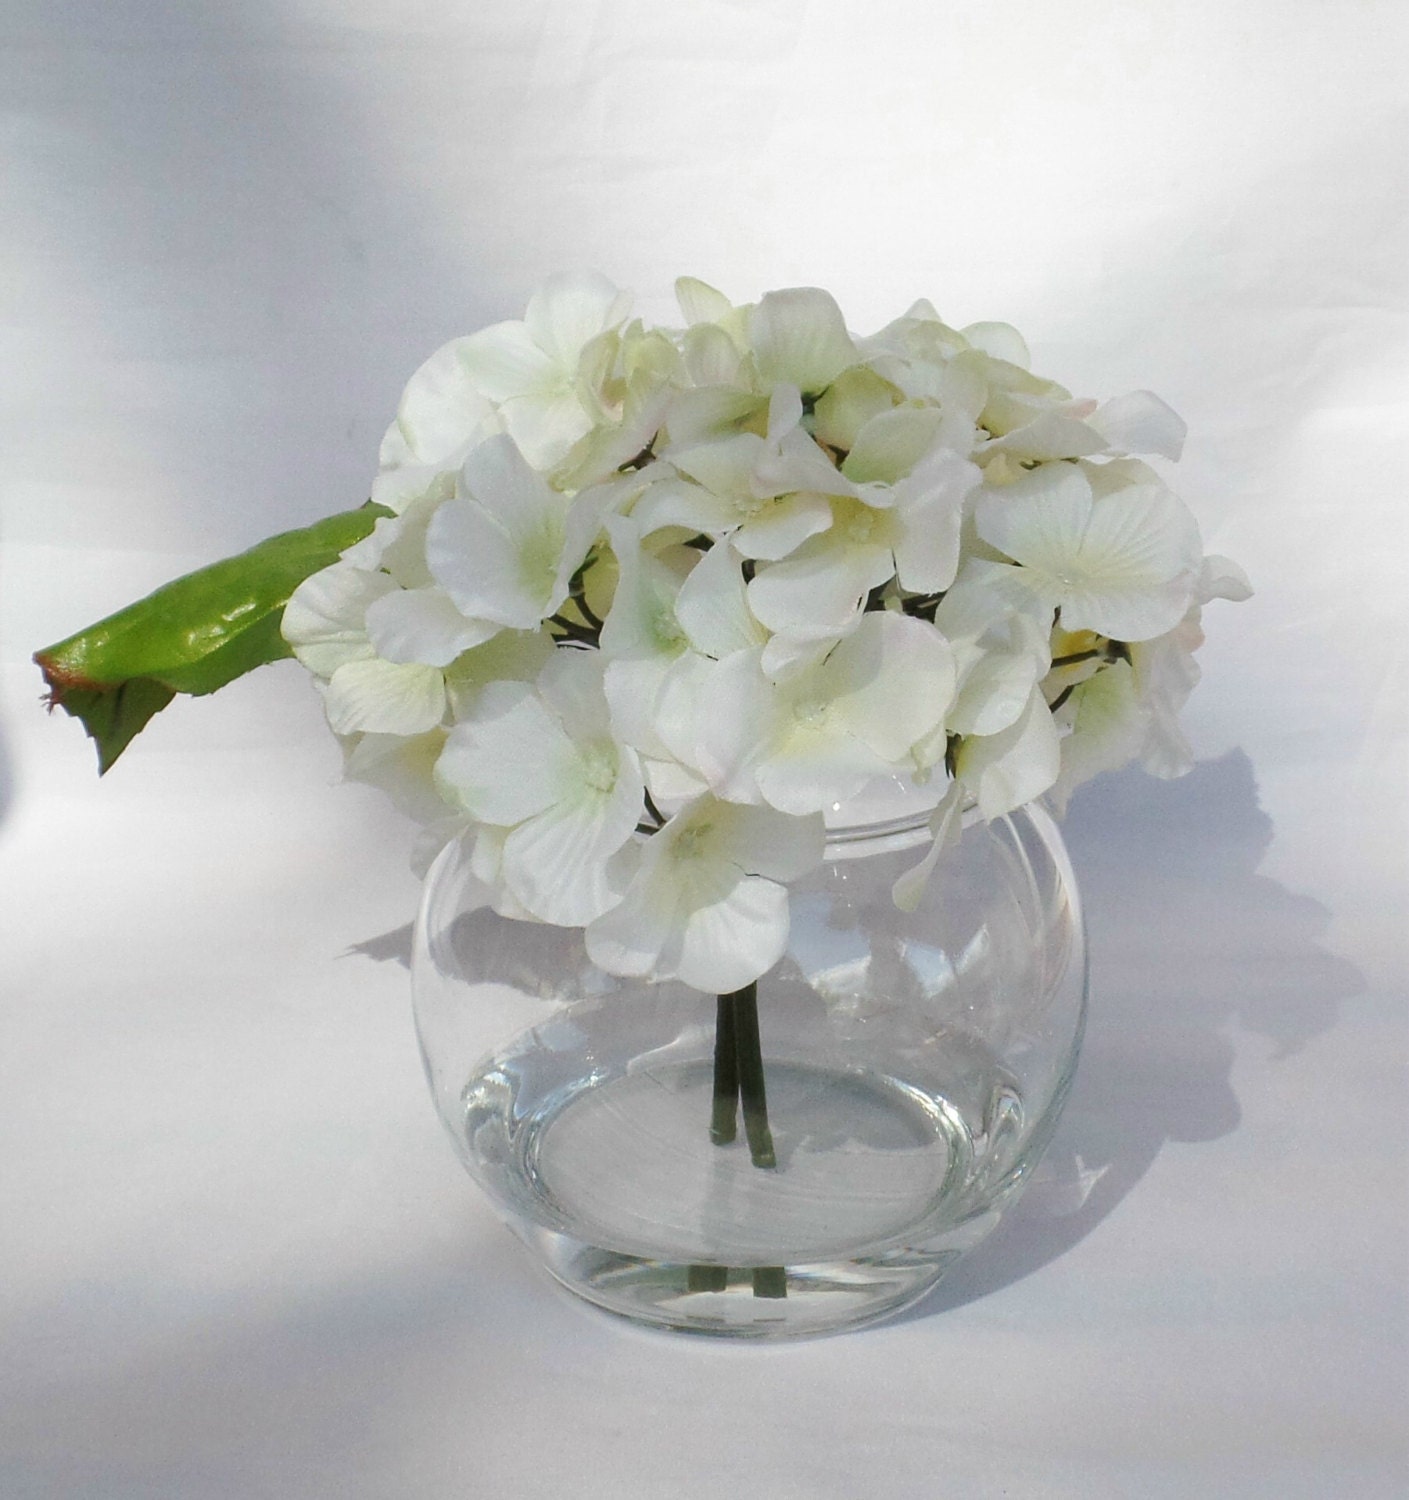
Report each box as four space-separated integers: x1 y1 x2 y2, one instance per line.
412 794 1087 1340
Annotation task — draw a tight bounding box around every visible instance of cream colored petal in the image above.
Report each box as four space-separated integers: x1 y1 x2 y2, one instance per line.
747 534 892 640
1089 390 1187 461
674 541 767 658
673 873 792 994
842 407 944 485
960 321 1030 368
458 319 560 403
712 801 825 883
394 337 502 465
502 755 644 926
675 276 735 327
891 778 966 913
434 681 577 825
323 657 446 737
954 687 1061 820
822 612 956 760
732 493 835 562
750 287 858 393
524 270 629 368
282 563 394 678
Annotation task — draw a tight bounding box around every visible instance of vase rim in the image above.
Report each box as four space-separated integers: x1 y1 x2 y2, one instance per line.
820 774 964 846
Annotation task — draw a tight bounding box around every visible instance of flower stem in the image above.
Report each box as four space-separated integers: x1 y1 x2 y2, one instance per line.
710 994 740 1145
728 983 776 1169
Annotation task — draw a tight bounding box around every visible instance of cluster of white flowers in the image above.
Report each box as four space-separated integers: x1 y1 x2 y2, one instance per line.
282 272 1249 993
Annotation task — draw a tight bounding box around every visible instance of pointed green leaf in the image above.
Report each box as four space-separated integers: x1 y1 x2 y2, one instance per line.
35 502 391 772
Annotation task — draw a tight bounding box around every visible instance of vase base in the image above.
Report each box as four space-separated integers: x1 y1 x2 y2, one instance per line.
463 1041 1013 1338
526 1235 965 1339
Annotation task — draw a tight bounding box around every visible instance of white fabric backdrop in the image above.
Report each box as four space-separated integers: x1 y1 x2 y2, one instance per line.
2 3 1405 1496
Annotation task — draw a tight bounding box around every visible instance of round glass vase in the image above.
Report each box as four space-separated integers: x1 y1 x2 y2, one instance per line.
412 794 1087 1339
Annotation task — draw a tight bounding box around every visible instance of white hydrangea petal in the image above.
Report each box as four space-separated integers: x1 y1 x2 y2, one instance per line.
682 322 745 386
630 477 739 539
823 612 956 761
673 873 792 994
604 654 674 759
1058 575 1199 643
976 464 1094 566
536 647 614 741
754 730 890 816
842 407 944 485
435 682 578 825
1049 660 1151 812
369 462 460 518
458 319 560 403
732 493 835 562
501 762 643 926
950 633 1047 737
750 288 857 393
674 542 767 658
428 437 567 626
936 353 989 453
393 338 502 465
663 385 760 447
341 729 450 825
426 499 546 628
584 853 680 979
642 754 709 807
554 481 618 600
759 631 839 681
1198 553 1254 603
747 534 892 639
712 801 826 883
892 778 966 913
523 270 629 370
753 428 857 500
1081 484 1202 583
282 563 396 677
982 411 1107 461
686 648 777 802
443 628 555 719
670 432 761 497
1131 628 1200 781
891 449 982 594
500 389 596 470
1090 390 1187 461
961 321 1030 368
765 383 804 443
1058 486 1202 639
955 686 1061 820
599 519 694 660
323 657 447 737
363 587 499 667
812 366 902 452
675 276 736 327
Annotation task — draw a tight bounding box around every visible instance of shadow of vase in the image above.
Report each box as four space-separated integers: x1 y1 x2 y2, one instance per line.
902 746 1364 1319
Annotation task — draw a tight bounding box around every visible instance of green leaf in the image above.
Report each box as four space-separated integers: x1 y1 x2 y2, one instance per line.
35 502 391 773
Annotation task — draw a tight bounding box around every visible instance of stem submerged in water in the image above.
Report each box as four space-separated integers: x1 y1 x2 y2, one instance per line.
711 983 775 1168
710 994 740 1145
698 982 785 1300
729 984 776 1169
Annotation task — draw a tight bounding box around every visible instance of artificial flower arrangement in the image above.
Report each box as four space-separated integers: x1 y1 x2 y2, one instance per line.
37 270 1249 999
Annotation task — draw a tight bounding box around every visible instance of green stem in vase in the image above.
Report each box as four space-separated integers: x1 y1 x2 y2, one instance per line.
727 982 776 1170
709 993 740 1145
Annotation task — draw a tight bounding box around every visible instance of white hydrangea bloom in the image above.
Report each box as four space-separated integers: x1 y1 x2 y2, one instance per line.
585 795 825 992
435 650 644 927
453 271 631 468
278 272 1248 993
975 462 1203 642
